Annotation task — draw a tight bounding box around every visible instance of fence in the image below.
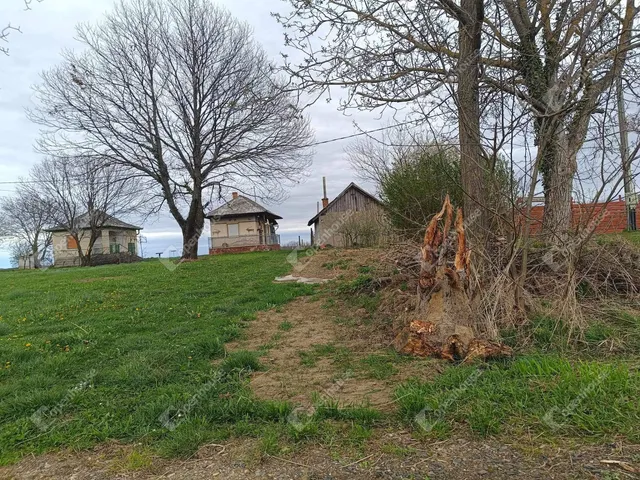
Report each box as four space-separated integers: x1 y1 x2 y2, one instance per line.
523 200 628 235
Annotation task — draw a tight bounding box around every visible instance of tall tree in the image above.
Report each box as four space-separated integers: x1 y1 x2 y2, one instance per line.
29 0 313 260
0 185 54 268
31 156 142 267
277 0 489 243
276 0 639 241
498 0 637 239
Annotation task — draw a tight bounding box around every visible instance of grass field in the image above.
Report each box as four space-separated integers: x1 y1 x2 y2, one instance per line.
0 252 313 464
621 230 640 245
2 249 640 469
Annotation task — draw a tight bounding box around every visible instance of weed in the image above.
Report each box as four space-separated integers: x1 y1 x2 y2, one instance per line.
278 321 293 331
336 274 373 295
111 449 154 472
220 350 262 374
380 443 416 457
360 354 399 380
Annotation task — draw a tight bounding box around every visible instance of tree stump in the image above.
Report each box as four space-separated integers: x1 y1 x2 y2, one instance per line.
393 195 512 363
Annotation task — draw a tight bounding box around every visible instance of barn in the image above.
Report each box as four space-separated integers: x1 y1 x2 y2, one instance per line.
307 180 388 247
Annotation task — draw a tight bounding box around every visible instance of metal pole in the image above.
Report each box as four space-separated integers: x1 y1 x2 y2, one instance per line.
617 76 635 230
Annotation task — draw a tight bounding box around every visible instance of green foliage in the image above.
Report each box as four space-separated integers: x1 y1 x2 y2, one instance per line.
379 145 463 237
379 143 513 238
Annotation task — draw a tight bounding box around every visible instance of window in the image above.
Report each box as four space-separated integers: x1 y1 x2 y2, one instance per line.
228 224 239 237
67 236 78 249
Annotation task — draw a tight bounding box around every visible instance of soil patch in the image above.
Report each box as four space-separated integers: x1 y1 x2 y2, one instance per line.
3 433 639 479
229 294 436 410
288 247 387 281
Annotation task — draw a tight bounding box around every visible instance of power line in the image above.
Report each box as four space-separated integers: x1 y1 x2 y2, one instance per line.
0 121 420 187
307 120 418 147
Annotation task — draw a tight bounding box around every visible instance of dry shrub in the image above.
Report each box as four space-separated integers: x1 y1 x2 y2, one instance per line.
374 236 640 346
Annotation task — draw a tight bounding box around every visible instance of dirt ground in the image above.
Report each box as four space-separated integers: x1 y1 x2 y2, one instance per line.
3 433 639 479
3 249 640 479
227 294 435 410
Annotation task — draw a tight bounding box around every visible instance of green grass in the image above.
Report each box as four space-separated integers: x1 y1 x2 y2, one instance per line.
278 321 293 332
396 355 640 440
359 353 400 380
620 230 640 245
504 311 640 356
0 251 314 464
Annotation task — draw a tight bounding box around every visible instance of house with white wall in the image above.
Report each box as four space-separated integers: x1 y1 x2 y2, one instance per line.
206 192 281 254
46 213 142 267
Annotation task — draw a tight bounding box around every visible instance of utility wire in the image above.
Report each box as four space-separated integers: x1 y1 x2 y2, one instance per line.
0 121 420 186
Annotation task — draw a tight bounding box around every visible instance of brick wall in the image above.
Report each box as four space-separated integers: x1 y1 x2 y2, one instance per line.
209 244 281 255
524 200 628 235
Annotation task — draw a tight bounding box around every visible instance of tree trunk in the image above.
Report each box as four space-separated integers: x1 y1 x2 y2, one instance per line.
457 0 488 250
31 233 40 269
181 223 202 260
393 196 512 363
180 193 205 260
540 133 575 239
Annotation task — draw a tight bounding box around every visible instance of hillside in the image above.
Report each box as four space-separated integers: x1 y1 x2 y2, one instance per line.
1 249 639 479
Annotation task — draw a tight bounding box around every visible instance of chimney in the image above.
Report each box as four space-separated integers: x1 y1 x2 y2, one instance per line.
321 177 329 209
232 192 238 200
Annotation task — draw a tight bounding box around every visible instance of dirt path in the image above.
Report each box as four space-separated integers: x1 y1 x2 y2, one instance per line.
228 295 433 410
3 434 639 479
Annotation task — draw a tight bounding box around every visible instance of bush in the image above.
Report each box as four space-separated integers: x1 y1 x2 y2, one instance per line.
336 209 390 247
380 143 513 239
380 145 462 238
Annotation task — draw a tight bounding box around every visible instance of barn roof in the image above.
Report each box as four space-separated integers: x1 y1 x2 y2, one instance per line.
307 182 382 226
206 195 282 220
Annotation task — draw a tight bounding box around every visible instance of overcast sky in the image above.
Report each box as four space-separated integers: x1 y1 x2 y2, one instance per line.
0 0 388 268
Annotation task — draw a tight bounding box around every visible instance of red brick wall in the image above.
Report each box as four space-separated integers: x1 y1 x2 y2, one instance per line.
523 200 628 235
209 244 281 255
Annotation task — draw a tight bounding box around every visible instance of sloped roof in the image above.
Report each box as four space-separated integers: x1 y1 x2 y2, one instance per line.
206 195 282 220
46 212 142 232
307 182 382 226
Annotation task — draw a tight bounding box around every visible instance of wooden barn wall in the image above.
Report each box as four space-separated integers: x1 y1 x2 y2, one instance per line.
325 187 381 214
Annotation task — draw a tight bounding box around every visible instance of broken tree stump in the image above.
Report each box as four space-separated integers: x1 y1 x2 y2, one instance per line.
393 195 512 363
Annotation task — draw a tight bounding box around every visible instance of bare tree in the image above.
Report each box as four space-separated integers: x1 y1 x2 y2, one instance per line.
29 0 313 260
0 185 54 268
31 156 143 267
276 0 640 242
277 0 490 243
2 0 42 55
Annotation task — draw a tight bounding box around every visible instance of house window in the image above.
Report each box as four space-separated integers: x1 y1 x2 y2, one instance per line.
67 236 78 249
228 224 239 237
